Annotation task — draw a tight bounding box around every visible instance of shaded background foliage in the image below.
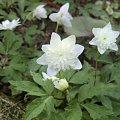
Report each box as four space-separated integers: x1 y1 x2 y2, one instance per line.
0 0 120 120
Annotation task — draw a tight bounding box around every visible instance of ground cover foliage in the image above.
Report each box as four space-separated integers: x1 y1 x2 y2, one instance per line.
0 0 120 120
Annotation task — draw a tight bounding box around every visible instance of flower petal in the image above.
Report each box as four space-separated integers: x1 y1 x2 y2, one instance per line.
109 43 118 51
98 46 106 54
39 8 47 18
89 37 98 45
42 72 49 80
47 66 59 76
60 3 69 13
104 22 112 30
50 32 61 45
36 54 47 65
49 13 59 22
62 35 76 46
75 44 84 56
71 59 82 70
61 16 72 27
113 31 120 39
92 28 101 35
42 45 50 52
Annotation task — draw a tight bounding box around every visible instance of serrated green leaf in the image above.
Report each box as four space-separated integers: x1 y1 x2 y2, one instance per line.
79 81 115 102
70 62 94 84
98 54 113 63
9 80 46 96
66 103 82 120
24 98 45 120
112 100 120 116
82 103 113 120
100 96 112 110
0 42 5 54
24 96 55 120
31 72 54 94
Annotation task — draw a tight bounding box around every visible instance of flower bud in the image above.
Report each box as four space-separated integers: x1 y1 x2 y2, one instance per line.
53 79 69 91
33 5 47 20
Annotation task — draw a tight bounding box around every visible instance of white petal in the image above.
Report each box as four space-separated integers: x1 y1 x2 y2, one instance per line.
109 43 118 51
50 32 61 45
39 8 47 18
98 46 106 54
42 72 49 80
62 35 76 46
89 38 98 45
92 28 101 35
60 3 69 13
113 31 120 39
38 5 45 8
47 66 59 76
61 16 72 27
36 54 47 65
104 22 112 30
49 13 59 22
66 12 73 20
75 44 84 56
41 45 50 52
72 59 82 70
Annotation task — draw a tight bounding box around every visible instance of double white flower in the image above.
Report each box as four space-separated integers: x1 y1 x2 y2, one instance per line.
0 19 20 30
89 22 120 54
42 72 69 91
37 32 84 76
49 3 73 27
33 5 47 20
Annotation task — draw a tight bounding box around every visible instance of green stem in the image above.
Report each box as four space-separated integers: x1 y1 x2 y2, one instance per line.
58 71 63 78
23 11 33 24
55 22 59 33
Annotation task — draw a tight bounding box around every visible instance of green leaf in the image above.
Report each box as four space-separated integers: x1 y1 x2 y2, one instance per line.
64 16 107 37
24 96 55 120
24 98 45 120
98 54 113 63
112 100 120 116
62 69 75 81
100 96 112 110
70 62 94 84
9 80 46 96
0 42 5 54
82 103 113 120
44 96 55 114
66 103 82 120
78 81 115 102
31 72 54 94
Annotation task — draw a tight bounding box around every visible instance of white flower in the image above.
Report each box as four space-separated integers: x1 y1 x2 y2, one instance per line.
42 72 58 81
37 32 84 76
89 22 120 54
49 3 73 27
0 19 20 30
53 78 69 91
33 5 47 20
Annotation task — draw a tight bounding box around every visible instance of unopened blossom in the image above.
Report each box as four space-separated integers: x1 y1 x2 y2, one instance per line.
53 78 69 91
89 22 120 54
0 19 20 30
42 72 69 91
42 72 58 81
33 5 47 20
37 32 84 76
49 3 73 27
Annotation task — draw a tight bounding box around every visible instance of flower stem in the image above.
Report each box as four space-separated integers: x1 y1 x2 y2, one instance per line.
55 22 59 33
23 11 33 24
